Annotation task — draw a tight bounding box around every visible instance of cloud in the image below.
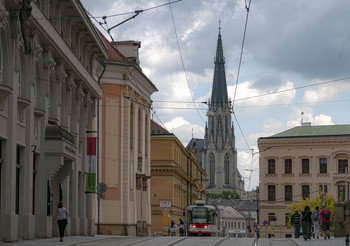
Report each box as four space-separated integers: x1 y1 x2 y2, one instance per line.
303 85 339 103
163 117 205 145
232 80 296 108
286 107 334 127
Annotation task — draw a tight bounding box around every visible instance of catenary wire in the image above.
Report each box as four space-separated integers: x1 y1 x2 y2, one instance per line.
168 0 206 123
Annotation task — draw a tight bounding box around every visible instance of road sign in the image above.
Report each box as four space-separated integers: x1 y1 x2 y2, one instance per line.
163 207 168 213
263 220 268 226
160 201 171 207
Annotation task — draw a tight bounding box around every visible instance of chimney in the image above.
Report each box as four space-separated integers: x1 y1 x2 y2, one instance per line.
301 122 311 127
112 41 141 65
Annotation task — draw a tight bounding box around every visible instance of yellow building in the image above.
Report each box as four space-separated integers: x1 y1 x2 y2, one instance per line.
150 121 207 235
98 35 158 236
258 124 350 238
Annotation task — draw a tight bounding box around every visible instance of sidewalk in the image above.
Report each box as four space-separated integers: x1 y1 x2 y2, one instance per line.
291 236 346 246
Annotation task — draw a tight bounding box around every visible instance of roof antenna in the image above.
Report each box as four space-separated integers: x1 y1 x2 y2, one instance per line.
301 111 304 125
192 128 194 139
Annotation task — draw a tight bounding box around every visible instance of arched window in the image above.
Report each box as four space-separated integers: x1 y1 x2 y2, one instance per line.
218 116 222 128
224 153 229 184
210 153 215 185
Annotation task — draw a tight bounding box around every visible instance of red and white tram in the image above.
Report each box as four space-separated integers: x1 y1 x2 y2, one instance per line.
184 200 218 236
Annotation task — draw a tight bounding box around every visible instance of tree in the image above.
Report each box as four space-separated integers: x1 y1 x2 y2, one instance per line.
209 190 240 200
286 193 335 227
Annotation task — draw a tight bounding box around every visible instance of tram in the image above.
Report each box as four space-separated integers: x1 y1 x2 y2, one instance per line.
184 200 218 236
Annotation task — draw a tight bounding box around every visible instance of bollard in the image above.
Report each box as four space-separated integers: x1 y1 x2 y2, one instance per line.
346 234 349 246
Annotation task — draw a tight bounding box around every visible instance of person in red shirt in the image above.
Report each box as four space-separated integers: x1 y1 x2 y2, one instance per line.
319 205 332 240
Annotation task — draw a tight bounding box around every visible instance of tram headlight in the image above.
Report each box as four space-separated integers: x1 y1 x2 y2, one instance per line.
204 225 208 228
192 225 196 228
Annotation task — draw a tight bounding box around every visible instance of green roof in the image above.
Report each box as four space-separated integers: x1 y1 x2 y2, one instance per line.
264 125 350 139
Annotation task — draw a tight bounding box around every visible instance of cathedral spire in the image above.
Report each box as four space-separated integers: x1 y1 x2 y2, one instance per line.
211 21 228 107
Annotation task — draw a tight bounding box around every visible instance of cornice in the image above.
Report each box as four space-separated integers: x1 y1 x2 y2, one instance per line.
259 137 350 147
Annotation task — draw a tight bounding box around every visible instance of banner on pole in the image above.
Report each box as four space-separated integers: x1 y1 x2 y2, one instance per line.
86 137 96 193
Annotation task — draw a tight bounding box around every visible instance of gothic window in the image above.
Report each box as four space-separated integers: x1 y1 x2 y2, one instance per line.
218 116 222 128
302 185 310 199
338 159 348 173
224 153 229 184
210 153 215 185
0 38 3 84
302 159 309 174
268 185 275 201
284 159 292 174
268 159 275 174
225 116 228 133
285 185 292 201
319 158 327 174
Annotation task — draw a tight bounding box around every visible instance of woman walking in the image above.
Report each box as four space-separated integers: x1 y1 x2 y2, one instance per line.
55 201 69 242
301 205 313 241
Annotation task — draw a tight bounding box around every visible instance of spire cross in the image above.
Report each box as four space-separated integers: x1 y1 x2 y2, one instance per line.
219 19 221 29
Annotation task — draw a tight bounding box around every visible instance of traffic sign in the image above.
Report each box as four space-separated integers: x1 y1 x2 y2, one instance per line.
163 207 168 213
160 201 171 207
263 220 268 226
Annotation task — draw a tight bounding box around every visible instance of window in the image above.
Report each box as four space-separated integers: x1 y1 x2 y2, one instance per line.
224 154 229 184
285 159 292 174
302 185 310 199
338 185 346 201
285 213 291 226
319 158 327 174
234 222 236 228
285 185 292 201
268 185 276 201
319 185 328 195
16 146 21 214
268 159 275 174
210 154 215 185
268 213 275 221
137 109 142 153
238 222 240 229
338 159 348 173
302 159 309 174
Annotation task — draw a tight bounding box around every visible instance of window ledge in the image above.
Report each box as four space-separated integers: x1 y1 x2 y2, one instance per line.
265 174 278 177
300 173 312 177
282 173 294 177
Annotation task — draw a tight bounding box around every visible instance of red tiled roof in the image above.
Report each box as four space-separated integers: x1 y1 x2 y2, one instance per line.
151 120 169 134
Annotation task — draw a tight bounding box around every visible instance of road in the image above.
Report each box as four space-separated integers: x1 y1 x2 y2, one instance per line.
2 235 346 246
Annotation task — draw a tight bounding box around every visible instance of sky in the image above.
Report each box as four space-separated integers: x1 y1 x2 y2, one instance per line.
82 0 350 191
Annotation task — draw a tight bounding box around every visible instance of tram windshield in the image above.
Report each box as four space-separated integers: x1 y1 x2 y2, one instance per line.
189 207 215 224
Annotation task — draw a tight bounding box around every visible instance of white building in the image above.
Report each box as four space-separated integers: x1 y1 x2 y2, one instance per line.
218 205 247 237
0 0 107 242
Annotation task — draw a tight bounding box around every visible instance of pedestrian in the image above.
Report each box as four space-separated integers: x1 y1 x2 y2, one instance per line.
319 205 332 240
301 205 313 241
312 206 320 239
178 218 184 236
55 201 69 242
291 209 301 238
170 220 177 236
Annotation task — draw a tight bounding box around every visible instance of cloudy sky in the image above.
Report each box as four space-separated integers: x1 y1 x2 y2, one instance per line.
82 0 350 191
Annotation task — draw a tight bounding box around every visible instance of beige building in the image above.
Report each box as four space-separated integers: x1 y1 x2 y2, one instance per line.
150 121 207 235
0 0 107 242
258 124 350 238
97 34 157 236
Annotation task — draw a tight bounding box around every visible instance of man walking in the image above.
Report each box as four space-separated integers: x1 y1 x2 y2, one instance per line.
291 209 301 238
319 205 332 240
312 206 320 239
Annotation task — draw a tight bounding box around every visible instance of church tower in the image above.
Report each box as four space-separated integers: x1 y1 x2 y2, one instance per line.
202 26 243 195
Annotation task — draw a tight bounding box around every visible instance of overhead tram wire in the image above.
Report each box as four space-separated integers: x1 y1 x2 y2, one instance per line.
232 0 252 108
168 0 206 123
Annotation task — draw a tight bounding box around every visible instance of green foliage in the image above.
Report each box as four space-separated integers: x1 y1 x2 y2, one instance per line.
286 193 335 227
209 190 240 200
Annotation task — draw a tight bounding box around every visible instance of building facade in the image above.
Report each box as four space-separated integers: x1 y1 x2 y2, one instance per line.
150 121 207 235
258 124 350 238
201 28 244 196
0 0 107 242
98 35 157 236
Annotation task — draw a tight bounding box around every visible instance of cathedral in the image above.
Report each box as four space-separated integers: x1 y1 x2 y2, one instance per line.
187 28 245 197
